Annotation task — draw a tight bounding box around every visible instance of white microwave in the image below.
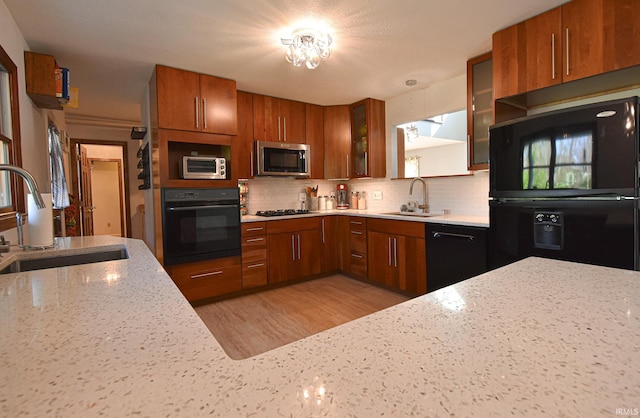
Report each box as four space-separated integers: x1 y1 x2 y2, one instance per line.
255 141 310 177
181 155 226 180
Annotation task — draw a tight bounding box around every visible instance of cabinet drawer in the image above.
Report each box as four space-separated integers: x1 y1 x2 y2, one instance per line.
242 261 268 289
267 217 322 234
367 218 425 238
242 235 267 263
350 229 367 253
349 252 367 278
348 217 367 230
167 257 242 302
242 222 266 237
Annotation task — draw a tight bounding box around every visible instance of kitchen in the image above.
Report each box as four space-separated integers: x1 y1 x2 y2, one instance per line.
2 0 640 416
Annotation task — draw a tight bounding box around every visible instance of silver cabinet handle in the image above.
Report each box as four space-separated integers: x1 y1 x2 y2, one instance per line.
351 253 363 259
364 151 368 176
551 33 556 80
565 27 570 76
245 237 264 243
321 218 325 243
245 227 264 232
278 117 282 141
195 96 199 129
250 150 254 177
350 221 363 225
283 117 287 141
202 97 207 129
291 234 295 260
191 270 222 279
247 263 265 269
346 154 349 177
388 237 392 266
351 231 363 235
297 234 301 260
393 238 398 267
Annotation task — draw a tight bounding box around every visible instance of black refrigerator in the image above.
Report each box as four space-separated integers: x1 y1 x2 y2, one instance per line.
489 96 639 271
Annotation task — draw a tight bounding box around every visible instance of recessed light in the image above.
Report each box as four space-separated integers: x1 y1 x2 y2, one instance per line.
405 79 417 87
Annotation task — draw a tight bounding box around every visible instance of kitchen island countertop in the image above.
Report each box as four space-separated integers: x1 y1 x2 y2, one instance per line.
1 236 639 417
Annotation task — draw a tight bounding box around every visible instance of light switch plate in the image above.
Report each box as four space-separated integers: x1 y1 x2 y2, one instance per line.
298 192 307 201
372 190 383 200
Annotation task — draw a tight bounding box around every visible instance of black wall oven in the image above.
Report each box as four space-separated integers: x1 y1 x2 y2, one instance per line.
162 188 241 266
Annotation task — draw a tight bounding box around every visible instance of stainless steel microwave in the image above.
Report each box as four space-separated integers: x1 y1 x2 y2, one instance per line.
255 141 310 177
181 155 226 180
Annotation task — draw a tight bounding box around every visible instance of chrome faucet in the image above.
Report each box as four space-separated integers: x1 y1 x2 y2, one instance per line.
409 177 429 213
0 165 45 208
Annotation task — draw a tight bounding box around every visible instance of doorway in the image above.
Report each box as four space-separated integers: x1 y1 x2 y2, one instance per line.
69 139 131 237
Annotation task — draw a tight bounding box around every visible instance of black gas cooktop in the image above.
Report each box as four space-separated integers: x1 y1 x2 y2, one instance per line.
255 209 310 217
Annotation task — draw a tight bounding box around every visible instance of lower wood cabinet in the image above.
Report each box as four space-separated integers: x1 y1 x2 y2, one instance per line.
367 219 427 295
165 256 242 302
242 222 267 289
267 217 323 284
337 216 368 279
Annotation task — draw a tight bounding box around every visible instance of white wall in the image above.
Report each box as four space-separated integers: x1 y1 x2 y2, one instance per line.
0 2 65 242
406 142 468 177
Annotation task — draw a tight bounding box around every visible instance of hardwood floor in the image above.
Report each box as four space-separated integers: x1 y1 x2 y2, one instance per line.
194 275 410 359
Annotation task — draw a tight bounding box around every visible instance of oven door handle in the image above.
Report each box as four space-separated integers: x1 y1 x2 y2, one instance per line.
166 204 238 211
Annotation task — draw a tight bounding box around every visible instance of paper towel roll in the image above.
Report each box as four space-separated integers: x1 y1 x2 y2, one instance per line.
27 193 54 247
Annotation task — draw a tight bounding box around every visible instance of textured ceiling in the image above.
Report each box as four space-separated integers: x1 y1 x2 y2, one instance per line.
4 0 567 124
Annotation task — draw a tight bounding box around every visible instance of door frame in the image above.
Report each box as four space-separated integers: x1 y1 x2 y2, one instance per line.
70 138 132 237
88 158 126 237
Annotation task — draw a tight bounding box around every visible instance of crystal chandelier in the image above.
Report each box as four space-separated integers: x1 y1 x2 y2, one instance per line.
281 29 332 69
405 124 419 142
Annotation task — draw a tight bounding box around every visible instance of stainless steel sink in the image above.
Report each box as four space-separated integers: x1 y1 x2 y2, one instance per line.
382 211 442 217
0 247 129 274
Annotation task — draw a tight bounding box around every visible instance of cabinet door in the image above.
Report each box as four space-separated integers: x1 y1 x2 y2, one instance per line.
350 99 386 178
199 74 237 135
467 52 493 170
398 236 427 295
253 94 280 141
280 99 306 142
305 104 324 179
323 105 351 179
156 66 201 131
233 91 254 179
267 232 297 283
562 0 604 83
296 228 322 278
602 0 640 73
524 8 563 92
319 217 337 274
367 231 394 286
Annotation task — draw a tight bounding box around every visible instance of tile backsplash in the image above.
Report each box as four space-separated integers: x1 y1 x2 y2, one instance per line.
245 171 489 217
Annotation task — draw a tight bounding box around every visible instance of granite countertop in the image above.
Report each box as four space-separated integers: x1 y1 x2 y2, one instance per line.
2 236 639 416
242 209 490 228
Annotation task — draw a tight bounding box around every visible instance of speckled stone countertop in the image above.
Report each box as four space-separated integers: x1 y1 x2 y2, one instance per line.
2 236 639 417
242 209 490 228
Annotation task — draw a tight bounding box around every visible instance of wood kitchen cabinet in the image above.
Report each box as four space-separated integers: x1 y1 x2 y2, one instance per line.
241 222 267 289
319 216 338 274
165 256 242 302
24 51 65 110
466 52 492 171
154 65 237 135
233 90 255 179
253 94 306 143
367 219 426 295
493 0 640 100
305 103 325 179
337 216 367 279
267 218 322 284
323 105 351 179
350 98 386 178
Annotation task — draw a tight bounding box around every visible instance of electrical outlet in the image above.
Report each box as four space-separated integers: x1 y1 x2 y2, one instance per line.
372 190 383 200
298 192 307 201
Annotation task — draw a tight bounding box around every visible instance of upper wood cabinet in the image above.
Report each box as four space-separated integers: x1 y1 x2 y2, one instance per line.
493 0 640 100
350 98 385 178
155 65 237 135
24 51 64 110
466 52 492 171
233 91 255 180
253 94 305 142
323 105 351 179
305 103 325 179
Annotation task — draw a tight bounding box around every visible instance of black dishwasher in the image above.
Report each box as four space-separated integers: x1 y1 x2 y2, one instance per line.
425 223 488 293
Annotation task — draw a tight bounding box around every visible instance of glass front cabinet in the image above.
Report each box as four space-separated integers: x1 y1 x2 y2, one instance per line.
350 98 385 178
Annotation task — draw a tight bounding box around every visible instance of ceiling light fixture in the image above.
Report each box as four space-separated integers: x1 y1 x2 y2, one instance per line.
405 124 419 142
281 29 332 69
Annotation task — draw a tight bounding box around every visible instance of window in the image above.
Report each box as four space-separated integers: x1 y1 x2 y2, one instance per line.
0 44 25 230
